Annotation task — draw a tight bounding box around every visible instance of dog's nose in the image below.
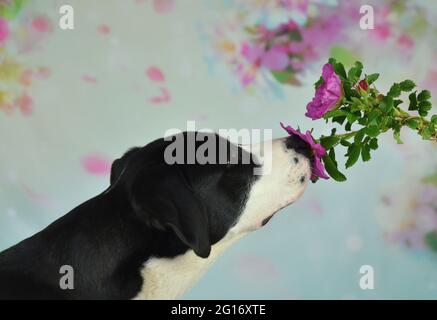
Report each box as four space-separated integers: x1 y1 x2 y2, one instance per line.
284 135 312 160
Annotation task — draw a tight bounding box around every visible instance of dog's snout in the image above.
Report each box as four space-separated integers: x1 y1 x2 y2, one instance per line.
284 135 312 160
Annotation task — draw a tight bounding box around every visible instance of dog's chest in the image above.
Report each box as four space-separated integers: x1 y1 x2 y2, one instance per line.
133 235 240 300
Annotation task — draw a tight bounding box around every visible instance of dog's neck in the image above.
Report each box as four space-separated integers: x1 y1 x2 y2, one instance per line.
133 231 243 300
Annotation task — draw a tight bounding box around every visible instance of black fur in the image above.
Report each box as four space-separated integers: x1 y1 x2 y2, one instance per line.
0 132 260 299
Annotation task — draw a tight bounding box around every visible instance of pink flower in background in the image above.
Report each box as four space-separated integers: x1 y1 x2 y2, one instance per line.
146 66 165 82
305 63 343 120
0 17 10 45
82 154 112 175
82 74 97 84
397 34 414 49
32 15 52 33
153 0 175 14
280 123 329 182
15 94 33 116
97 24 111 34
241 43 289 71
149 87 171 104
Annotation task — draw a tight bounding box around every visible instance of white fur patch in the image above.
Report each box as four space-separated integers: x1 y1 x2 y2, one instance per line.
133 232 243 300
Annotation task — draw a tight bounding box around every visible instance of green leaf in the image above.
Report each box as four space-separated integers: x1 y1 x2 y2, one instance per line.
322 155 347 182
346 112 360 125
323 109 346 119
366 73 379 85
417 90 431 101
345 144 361 169
419 100 432 111
365 125 380 137
425 231 437 252
399 80 416 92
340 139 352 147
320 136 340 150
354 61 363 73
329 148 337 164
387 83 401 98
406 119 419 130
333 61 347 80
367 109 380 124
361 144 371 162
369 138 378 150
332 115 347 126
380 96 394 113
421 124 435 140
408 91 418 111
347 61 363 84
432 115 437 124
393 99 403 108
354 129 365 143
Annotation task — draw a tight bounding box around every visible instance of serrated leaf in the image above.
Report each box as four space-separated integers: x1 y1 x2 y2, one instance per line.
345 144 361 168
354 129 365 143
369 138 378 150
333 62 347 80
346 112 360 125
393 99 403 108
417 90 431 101
365 125 379 137
322 155 347 182
320 136 340 150
399 80 416 92
380 96 394 113
406 119 419 129
421 125 434 140
366 73 379 85
419 100 432 111
408 91 417 111
324 109 346 119
387 83 401 97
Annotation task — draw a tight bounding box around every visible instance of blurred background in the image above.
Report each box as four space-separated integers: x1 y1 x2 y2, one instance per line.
1 0 437 299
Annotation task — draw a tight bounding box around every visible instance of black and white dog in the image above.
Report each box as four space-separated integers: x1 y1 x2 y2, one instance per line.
0 132 312 299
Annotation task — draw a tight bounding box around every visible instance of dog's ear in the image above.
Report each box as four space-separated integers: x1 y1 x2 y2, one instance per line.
129 164 211 258
110 147 141 185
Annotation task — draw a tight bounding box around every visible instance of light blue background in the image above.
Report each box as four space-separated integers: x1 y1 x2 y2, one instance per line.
1 0 436 299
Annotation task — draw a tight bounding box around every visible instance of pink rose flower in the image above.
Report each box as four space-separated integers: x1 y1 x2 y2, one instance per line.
305 63 343 120
280 122 330 182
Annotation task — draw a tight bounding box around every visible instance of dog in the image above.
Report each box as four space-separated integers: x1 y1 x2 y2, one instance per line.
0 131 312 299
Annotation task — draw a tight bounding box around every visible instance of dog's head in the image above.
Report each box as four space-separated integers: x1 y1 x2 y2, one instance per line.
110 132 312 258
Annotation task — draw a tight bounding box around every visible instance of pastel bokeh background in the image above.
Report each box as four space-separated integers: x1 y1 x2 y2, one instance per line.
1 0 437 299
